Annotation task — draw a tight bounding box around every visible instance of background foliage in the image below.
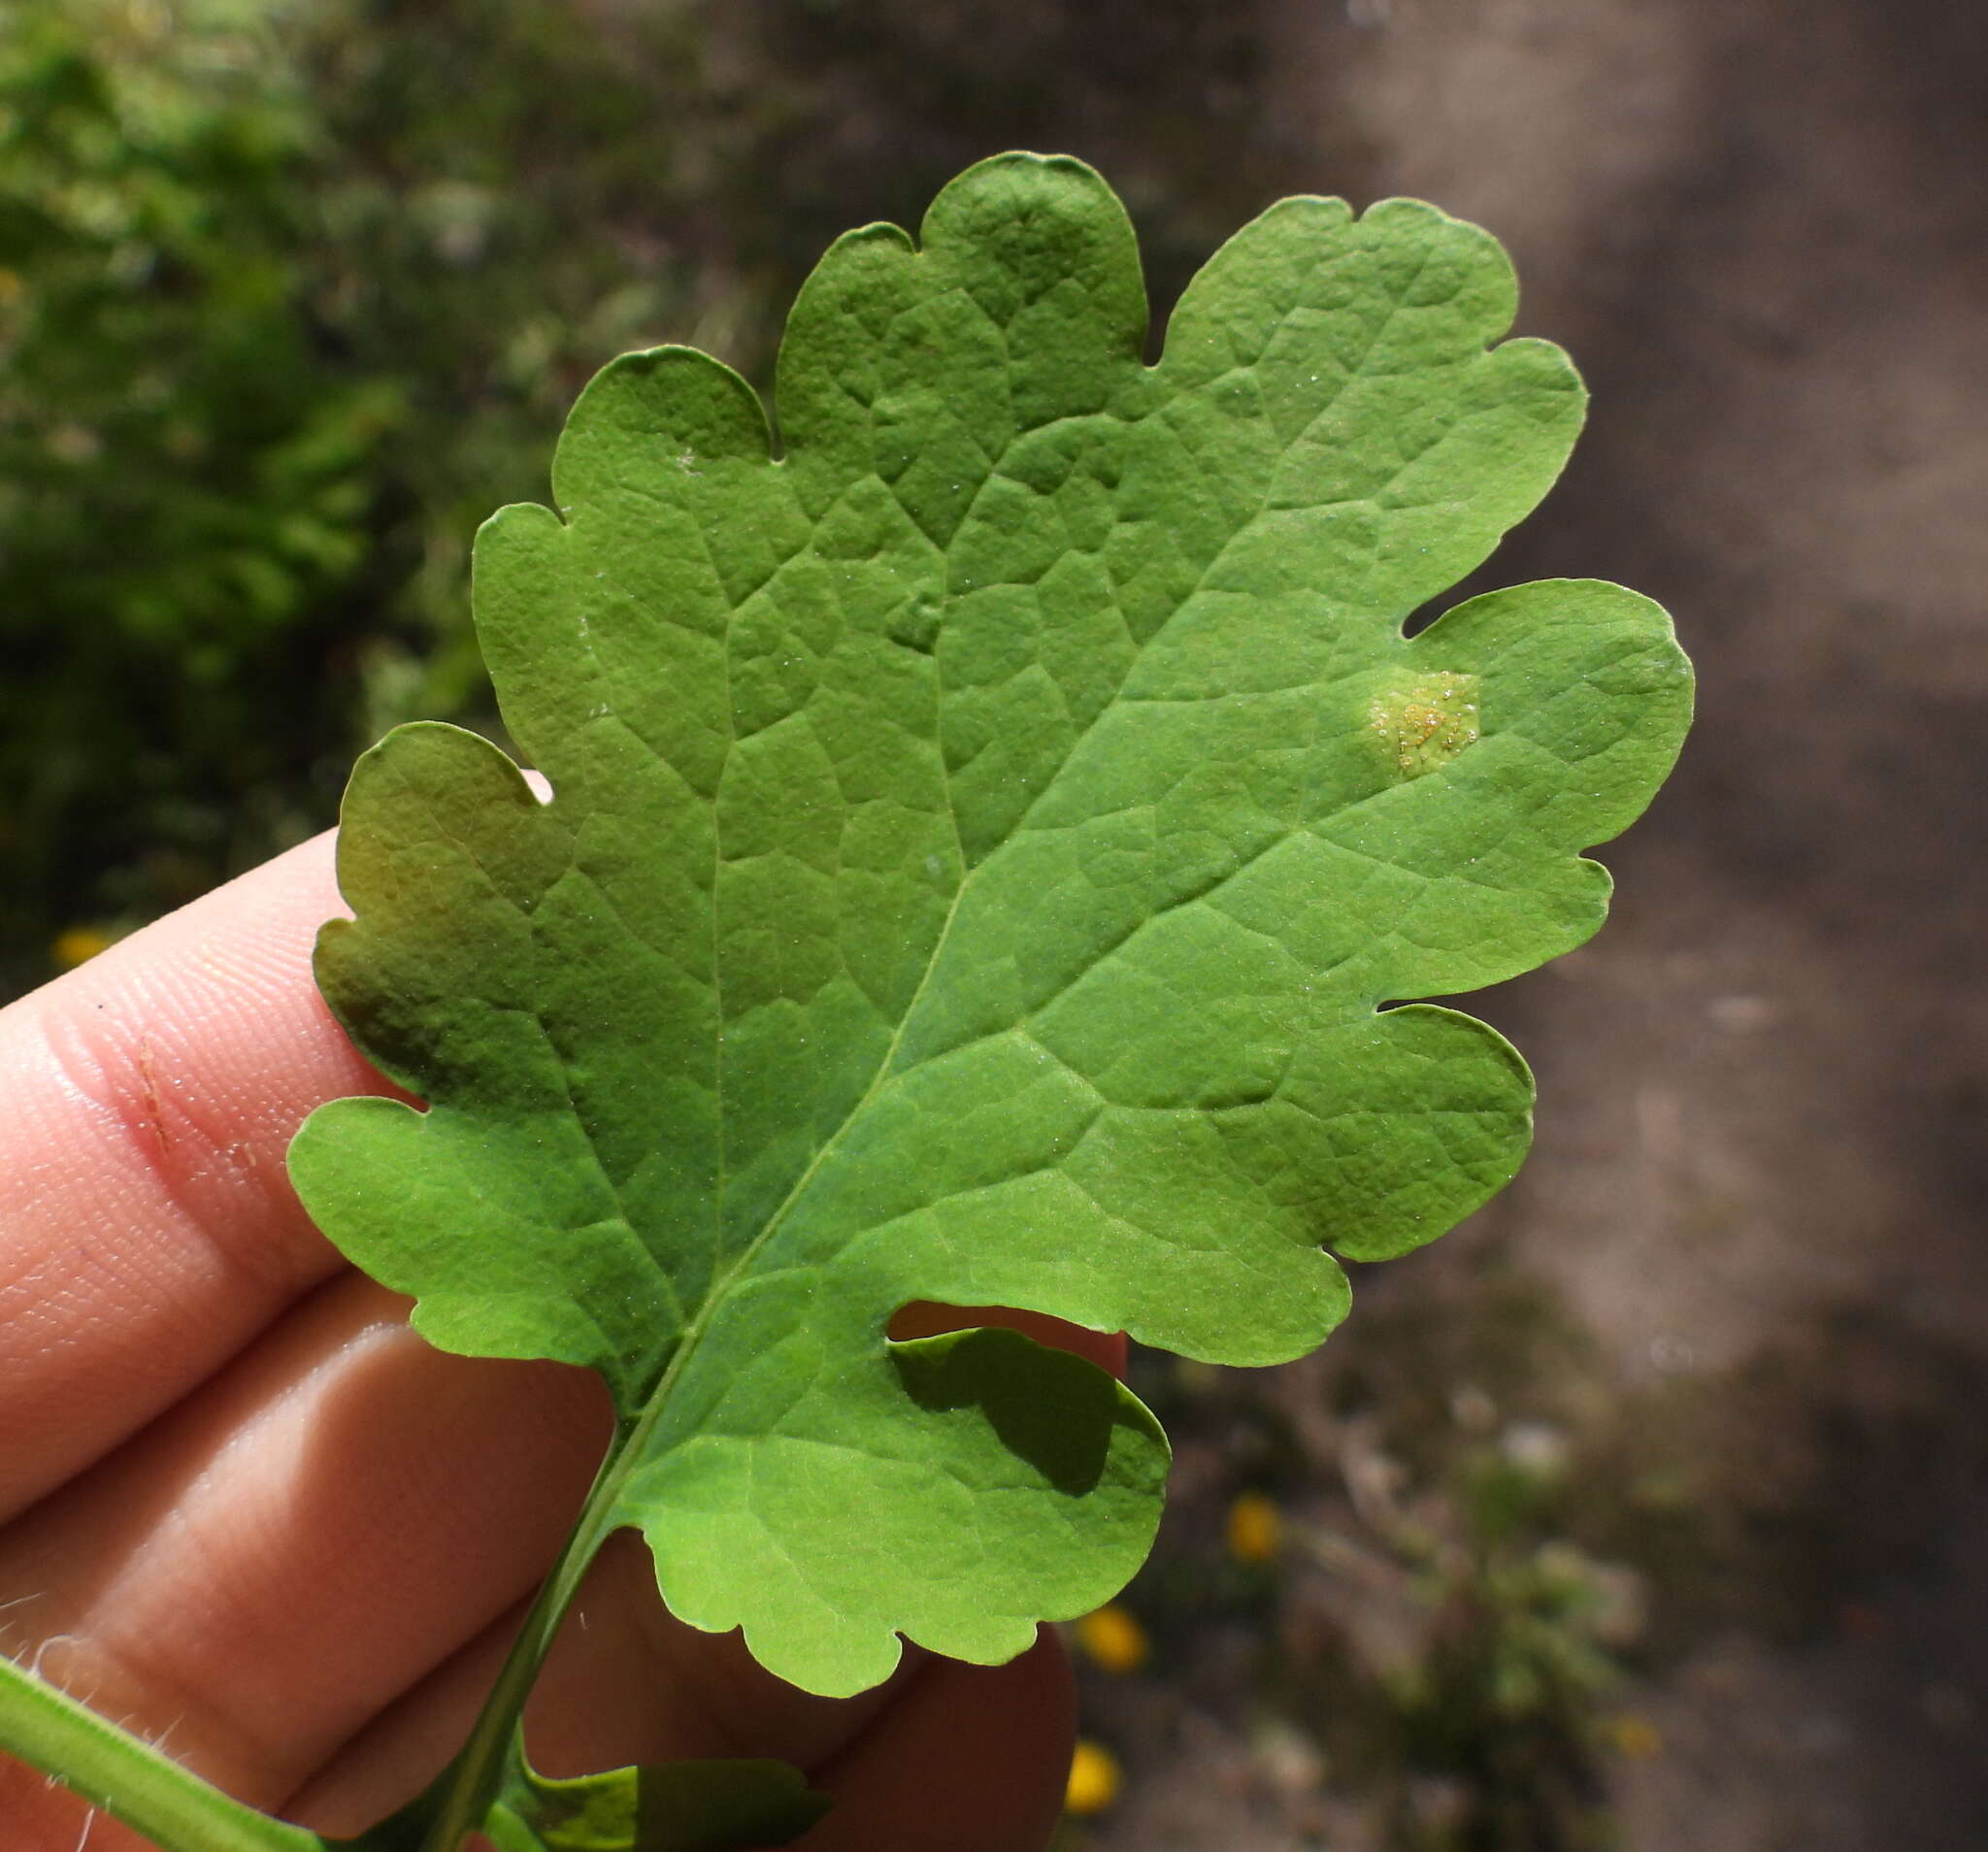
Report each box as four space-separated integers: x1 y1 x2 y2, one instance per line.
0 0 1317 995
0 0 715 987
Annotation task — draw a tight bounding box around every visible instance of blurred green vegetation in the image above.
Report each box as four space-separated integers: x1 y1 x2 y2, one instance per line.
0 0 1322 996
0 0 727 990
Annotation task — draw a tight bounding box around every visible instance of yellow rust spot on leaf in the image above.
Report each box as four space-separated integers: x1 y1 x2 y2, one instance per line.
1369 671 1481 778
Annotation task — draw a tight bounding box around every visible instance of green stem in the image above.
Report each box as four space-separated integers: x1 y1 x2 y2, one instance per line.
415 1426 635 1852
418 1271 776 1847
0 1649 324 1852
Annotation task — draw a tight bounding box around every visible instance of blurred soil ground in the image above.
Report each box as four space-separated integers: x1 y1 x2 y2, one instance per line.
1044 0 1988 1845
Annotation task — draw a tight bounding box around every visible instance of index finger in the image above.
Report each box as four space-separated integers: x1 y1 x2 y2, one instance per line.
0 830 393 1520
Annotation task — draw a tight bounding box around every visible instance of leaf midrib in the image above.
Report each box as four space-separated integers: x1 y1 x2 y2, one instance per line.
605 237 1448 1458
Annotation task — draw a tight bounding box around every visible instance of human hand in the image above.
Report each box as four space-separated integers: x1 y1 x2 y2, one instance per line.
0 832 1111 1850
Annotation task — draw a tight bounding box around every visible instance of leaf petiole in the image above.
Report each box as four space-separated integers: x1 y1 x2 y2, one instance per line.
0 1649 327 1852
414 1420 637 1852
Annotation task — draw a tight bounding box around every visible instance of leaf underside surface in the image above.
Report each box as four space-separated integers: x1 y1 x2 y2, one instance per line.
289 152 1692 1699
483 1756 829 1852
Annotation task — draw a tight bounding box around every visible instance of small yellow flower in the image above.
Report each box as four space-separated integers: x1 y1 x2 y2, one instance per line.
52 926 116 969
1073 1603 1149 1674
1606 1714 1664 1760
1225 1489 1282 1564
1065 1739 1122 1816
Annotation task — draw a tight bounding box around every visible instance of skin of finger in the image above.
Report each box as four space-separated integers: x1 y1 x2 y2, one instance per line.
2 1291 1107 1838
0 1756 163 1852
0 819 1121 1844
290 1559 1078 1852
284 1533 913 1836
798 1631 1078 1852
287 1312 1122 1836
887 1303 1127 1378
0 839 1119 1535
0 1273 613 1813
287 1312 1122 1832
0 829 395 1521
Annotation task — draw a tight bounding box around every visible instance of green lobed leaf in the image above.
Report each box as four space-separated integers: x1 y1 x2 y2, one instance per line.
483 1756 828 1852
289 152 1692 1698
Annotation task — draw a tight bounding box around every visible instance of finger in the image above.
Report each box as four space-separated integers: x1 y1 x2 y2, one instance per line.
0 843 1128 1527
799 1630 1077 1852
0 829 395 1520
0 1750 159 1852
0 1274 612 1812
284 1532 913 1836
887 1303 1127 1378
285 1309 1124 1836
287 1551 1074 1852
